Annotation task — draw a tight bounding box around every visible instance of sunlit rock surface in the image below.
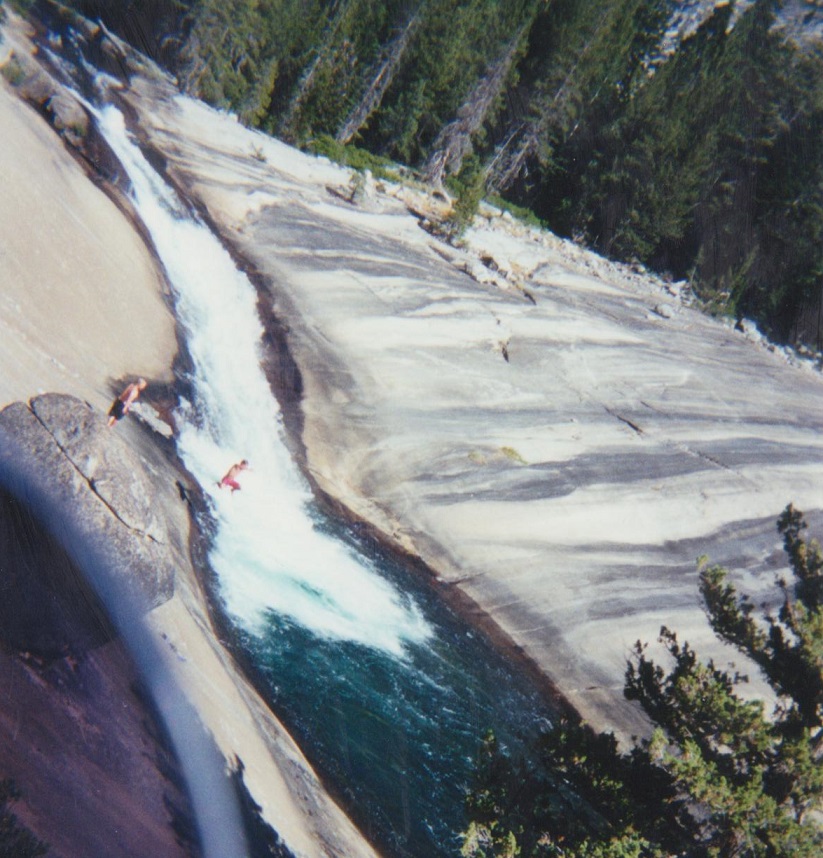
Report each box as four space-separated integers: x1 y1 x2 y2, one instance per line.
125 76 823 738
0 16 177 413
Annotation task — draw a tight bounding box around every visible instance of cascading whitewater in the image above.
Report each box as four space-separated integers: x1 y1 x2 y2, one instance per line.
94 105 431 658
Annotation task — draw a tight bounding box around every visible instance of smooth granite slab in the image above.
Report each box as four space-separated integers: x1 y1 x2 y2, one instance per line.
124 77 823 740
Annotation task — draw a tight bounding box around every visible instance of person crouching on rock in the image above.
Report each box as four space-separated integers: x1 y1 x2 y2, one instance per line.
107 378 147 427
218 460 249 493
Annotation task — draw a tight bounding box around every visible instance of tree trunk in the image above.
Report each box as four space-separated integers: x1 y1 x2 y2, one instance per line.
278 0 345 140
485 121 540 193
423 30 527 188
336 13 420 144
484 37 600 195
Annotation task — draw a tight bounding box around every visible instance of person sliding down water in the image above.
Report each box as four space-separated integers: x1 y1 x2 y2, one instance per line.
218 460 250 493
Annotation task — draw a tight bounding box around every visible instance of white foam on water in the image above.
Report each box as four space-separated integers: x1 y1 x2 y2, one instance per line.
95 105 430 658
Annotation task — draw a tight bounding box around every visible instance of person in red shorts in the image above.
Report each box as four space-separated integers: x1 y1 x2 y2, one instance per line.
218 459 249 493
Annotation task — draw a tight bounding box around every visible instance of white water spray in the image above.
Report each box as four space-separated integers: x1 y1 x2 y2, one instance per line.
95 105 430 658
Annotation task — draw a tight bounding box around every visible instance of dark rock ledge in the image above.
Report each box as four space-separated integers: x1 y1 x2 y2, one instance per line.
0 394 197 857
0 393 175 612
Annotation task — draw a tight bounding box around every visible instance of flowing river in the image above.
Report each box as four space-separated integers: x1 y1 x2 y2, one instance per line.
91 98 555 857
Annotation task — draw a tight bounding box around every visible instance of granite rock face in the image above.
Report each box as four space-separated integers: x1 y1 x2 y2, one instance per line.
0 397 200 858
0 12 178 416
0 394 175 613
122 82 823 740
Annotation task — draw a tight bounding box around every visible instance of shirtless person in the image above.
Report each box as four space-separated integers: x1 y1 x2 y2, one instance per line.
107 378 147 427
218 460 249 493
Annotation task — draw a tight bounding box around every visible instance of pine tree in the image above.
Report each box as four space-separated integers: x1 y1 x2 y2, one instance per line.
462 506 823 857
334 10 421 145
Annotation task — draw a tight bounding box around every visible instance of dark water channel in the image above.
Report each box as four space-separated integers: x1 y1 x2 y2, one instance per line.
235 524 555 858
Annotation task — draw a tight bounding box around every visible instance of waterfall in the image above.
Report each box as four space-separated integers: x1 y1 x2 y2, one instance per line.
94 105 431 658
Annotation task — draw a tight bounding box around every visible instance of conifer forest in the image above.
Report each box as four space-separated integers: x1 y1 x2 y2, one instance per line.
57 0 823 347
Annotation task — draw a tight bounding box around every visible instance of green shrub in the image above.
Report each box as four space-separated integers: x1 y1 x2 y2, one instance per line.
307 134 397 181
443 156 486 240
486 194 546 230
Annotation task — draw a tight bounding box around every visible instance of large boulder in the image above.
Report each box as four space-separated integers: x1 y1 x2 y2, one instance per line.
30 393 166 539
0 394 175 619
